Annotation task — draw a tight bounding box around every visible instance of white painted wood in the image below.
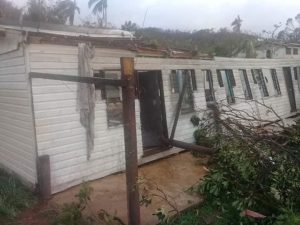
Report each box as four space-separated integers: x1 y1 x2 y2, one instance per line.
28 43 300 194
0 30 23 54
0 44 37 185
29 44 143 193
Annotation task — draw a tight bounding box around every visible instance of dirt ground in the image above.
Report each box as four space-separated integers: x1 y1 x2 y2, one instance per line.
17 152 208 225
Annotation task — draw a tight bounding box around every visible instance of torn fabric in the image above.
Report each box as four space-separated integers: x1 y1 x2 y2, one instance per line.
77 43 96 160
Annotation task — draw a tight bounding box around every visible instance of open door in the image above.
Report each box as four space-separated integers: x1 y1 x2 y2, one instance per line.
283 67 297 112
203 70 215 105
138 71 168 155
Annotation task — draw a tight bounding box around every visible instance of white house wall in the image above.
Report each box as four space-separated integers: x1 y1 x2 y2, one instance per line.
28 44 142 193
135 57 300 131
0 40 37 185
256 47 300 59
214 57 300 121
29 44 300 193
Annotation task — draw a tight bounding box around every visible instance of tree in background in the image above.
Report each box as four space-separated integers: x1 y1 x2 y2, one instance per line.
55 0 80 25
121 21 139 32
23 0 48 23
22 0 80 25
0 0 21 20
133 27 256 57
277 13 300 42
231 15 242 33
88 0 107 27
262 13 300 42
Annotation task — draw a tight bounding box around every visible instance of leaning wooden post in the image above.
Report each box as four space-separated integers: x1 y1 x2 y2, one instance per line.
121 57 140 225
170 74 188 141
38 155 51 200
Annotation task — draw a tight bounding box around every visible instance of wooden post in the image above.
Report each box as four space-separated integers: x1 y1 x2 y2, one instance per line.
121 57 140 225
170 74 188 141
38 155 51 200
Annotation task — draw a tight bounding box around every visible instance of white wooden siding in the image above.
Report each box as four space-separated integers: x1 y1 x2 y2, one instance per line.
0 46 37 185
136 57 300 141
29 44 142 193
29 44 300 193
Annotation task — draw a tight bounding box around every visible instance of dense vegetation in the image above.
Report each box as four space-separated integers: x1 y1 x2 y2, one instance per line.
135 28 256 57
0 169 35 223
162 108 300 225
121 14 300 56
0 0 106 26
121 20 257 57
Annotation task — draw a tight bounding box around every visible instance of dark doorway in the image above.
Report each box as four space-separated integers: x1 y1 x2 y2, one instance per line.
204 70 215 104
283 67 297 112
138 71 168 155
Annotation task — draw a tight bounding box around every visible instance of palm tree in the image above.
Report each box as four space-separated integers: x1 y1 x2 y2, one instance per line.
24 0 48 23
88 0 107 27
231 15 242 33
56 0 80 25
122 21 139 32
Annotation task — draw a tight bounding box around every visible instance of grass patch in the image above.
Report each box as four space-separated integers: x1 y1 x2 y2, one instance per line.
0 169 35 222
167 209 202 225
159 204 220 225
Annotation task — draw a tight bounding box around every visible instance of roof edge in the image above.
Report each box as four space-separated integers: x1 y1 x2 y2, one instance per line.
0 19 134 39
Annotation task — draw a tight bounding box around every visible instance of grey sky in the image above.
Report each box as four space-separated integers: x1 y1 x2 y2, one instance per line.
13 0 300 32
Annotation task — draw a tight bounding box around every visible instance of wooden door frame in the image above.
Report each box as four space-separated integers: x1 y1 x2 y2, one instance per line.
136 70 169 156
283 67 297 112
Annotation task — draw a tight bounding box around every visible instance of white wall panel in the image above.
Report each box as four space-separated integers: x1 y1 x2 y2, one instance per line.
0 44 37 185
29 44 300 193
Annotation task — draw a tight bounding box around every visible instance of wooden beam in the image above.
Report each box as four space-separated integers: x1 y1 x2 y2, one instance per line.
29 72 126 87
170 74 188 141
161 137 216 155
171 139 216 155
38 155 51 200
121 57 140 225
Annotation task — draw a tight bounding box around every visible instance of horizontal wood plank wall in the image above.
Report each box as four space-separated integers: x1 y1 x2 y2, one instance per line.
136 57 300 123
0 46 37 185
29 44 142 193
213 57 300 121
29 43 300 193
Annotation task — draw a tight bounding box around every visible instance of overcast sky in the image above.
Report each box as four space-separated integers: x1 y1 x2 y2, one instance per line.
13 0 300 33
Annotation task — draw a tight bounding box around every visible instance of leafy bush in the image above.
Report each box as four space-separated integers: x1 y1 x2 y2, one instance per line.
53 183 94 225
288 119 300 146
52 183 125 225
158 208 202 225
191 114 216 148
186 102 300 224
275 210 300 225
0 169 35 220
194 119 300 225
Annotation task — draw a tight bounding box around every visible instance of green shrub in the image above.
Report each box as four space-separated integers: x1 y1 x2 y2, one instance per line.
289 119 300 146
52 183 125 225
182 112 300 225
191 114 216 149
275 210 300 225
0 169 35 220
196 135 300 224
160 208 202 225
53 183 93 225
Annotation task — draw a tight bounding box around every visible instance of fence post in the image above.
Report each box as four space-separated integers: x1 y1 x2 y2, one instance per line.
121 57 140 225
38 155 51 200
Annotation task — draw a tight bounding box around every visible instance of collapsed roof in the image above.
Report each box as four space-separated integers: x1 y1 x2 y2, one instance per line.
0 19 212 59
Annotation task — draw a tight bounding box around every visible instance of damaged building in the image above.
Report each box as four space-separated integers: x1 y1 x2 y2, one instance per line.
0 20 299 194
